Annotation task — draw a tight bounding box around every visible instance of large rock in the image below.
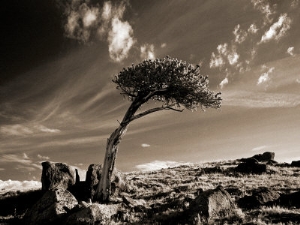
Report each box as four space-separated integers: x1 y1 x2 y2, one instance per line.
252 152 275 162
41 161 75 191
235 158 267 174
24 188 78 225
189 186 236 223
86 164 102 200
86 164 128 200
291 160 300 167
238 187 280 209
65 203 119 225
275 191 300 208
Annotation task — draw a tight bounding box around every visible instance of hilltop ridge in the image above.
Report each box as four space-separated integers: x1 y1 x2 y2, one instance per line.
1 152 300 224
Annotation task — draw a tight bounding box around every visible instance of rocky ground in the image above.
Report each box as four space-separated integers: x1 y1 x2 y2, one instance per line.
1 152 300 224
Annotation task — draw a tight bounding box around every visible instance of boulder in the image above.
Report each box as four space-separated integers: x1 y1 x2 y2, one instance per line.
41 161 75 191
189 186 236 223
86 164 102 200
275 191 300 208
65 203 119 225
238 187 280 209
291 160 300 167
252 152 275 162
24 188 78 225
86 164 128 200
235 159 267 174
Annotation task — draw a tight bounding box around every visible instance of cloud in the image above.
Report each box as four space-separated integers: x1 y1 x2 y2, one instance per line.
35 125 61 133
210 43 239 69
223 90 300 108
135 160 192 172
37 154 50 160
287 47 295 56
161 43 167 48
62 0 135 62
64 3 100 42
23 153 29 160
248 24 258 34
0 123 61 136
251 0 274 24
0 180 41 195
108 17 135 62
140 44 155 60
257 66 274 85
233 24 247 44
219 77 229 89
252 145 269 151
0 154 41 170
141 143 150 148
260 14 292 43
1 124 33 136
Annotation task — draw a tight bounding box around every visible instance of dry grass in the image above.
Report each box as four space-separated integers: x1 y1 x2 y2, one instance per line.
1 160 300 224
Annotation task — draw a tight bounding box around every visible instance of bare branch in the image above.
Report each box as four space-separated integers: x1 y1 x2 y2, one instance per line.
130 105 183 122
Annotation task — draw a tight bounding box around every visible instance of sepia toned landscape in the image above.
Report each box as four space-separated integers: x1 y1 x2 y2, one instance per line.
1 152 300 224
1 1 300 224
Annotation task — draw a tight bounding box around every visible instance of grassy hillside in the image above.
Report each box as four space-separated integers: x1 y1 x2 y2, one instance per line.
1 158 300 224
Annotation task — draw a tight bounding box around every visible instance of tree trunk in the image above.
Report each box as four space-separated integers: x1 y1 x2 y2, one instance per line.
93 124 128 202
94 97 144 202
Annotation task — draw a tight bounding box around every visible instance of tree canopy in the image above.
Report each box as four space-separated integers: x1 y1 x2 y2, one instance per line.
113 56 222 113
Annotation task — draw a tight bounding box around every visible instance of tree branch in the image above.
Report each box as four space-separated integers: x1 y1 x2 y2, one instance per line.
130 105 183 122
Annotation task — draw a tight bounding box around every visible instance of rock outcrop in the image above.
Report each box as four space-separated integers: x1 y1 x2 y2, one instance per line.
238 187 280 209
86 164 129 200
24 188 78 225
291 160 300 167
189 186 236 223
252 152 275 162
235 158 267 174
85 164 102 200
65 203 119 225
41 161 75 191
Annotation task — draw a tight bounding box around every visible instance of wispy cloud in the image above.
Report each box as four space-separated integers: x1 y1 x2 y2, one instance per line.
35 125 61 133
210 43 239 68
260 14 292 43
287 47 295 56
37 154 50 160
252 145 269 151
233 24 248 44
141 143 150 148
160 43 167 48
0 154 41 170
251 0 275 24
135 160 192 172
223 90 300 108
1 124 33 136
257 66 274 85
140 44 155 60
0 123 61 136
219 77 229 89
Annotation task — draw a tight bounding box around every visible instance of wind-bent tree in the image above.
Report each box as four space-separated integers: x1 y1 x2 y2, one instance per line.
94 56 222 202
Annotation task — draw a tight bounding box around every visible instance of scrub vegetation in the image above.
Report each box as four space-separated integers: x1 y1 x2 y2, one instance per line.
1 154 300 224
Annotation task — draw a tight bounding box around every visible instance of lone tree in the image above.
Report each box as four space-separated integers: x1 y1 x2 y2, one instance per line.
94 56 222 202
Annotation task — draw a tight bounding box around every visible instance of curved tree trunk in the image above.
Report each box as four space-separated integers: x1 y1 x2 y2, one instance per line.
93 124 128 202
94 97 144 202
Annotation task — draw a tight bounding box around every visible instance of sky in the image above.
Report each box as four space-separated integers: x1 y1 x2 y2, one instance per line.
1 0 300 187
